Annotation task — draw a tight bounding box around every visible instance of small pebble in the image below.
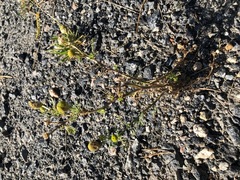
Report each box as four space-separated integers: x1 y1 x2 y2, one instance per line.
218 162 229 171
226 126 240 146
145 126 150 133
225 43 233 51
191 165 201 180
233 105 240 118
125 62 138 75
199 111 211 121
225 75 234 81
170 118 178 125
49 88 60 98
132 139 139 152
9 93 16 99
108 147 117 156
177 43 185 50
232 43 240 51
198 95 205 101
193 124 208 138
211 166 218 172
193 62 202 71
42 132 49 140
233 94 240 102
195 148 214 160
143 67 153 80
208 33 216 38
72 2 78 10
184 96 191 101
215 69 226 78
227 57 237 64
21 148 28 162
179 114 187 124
225 64 239 72
43 25 51 32
213 78 220 88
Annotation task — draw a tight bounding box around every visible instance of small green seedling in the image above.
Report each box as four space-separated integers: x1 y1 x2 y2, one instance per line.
50 24 94 62
166 72 181 83
29 100 77 139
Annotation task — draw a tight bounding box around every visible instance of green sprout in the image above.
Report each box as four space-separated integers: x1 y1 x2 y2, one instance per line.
28 100 77 139
166 72 180 83
50 24 94 62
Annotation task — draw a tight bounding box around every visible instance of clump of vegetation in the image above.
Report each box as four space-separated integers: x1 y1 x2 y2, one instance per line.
19 1 94 61
50 24 95 62
28 100 78 138
87 131 126 153
23 0 214 154
28 97 129 153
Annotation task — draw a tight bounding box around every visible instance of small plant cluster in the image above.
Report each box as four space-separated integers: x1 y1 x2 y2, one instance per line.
50 24 95 62
28 100 79 139
27 23 196 151
87 133 125 153
22 1 212 153
28 97 127 152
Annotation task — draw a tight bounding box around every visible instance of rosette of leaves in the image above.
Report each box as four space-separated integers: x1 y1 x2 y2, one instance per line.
29 100 77 138
166 72 181 83
50 24 93 61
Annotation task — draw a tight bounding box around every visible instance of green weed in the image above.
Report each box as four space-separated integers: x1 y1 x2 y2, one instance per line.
28 100 77 138
22 0 213 153
50 24 94 62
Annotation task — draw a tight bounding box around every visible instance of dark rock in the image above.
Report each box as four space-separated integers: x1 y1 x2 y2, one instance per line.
230 160 240 173
0 117 6 129
226 126 240 146
21 147 28 162
233 105 240 118
2 127 13 137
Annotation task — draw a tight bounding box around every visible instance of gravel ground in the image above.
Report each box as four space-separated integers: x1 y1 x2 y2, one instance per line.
0 0 240 179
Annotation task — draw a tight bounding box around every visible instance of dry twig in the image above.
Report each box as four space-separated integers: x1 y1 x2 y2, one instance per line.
141 148 174 159
136 0 147 33
0 75 12 79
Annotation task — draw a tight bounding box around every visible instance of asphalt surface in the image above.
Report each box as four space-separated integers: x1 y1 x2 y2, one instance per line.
0 0 240 179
